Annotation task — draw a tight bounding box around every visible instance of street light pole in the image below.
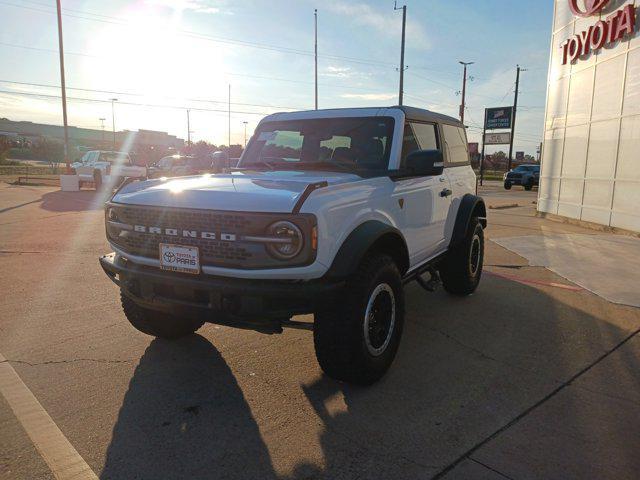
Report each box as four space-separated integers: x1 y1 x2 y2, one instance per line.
394 2 406 105
243 121 248 147
99 117 105 143
110 98 118 151
314 9 318 110
55 0 70 174
228 84 231 148
459 61 474 125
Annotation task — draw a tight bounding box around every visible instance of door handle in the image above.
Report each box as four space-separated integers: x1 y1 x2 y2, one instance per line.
440 188 453 197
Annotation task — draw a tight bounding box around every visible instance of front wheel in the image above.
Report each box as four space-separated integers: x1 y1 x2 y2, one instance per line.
314 254 404 385
121 290 204 339
504 181 512 190
440 217 484 295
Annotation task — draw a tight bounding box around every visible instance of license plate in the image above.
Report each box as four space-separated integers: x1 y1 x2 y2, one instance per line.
159 243 200 274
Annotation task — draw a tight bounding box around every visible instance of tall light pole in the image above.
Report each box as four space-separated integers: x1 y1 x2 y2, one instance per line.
55 0 70 173
228 84 231 147
458 61 474 125
99 117 106 143
507 65 526 171
394 2 407 105
243 121 248 147
109 98 118 151
314 9 318 110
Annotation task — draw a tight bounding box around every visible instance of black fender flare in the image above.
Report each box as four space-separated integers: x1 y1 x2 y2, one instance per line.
325 221 410 279
449 194 487 249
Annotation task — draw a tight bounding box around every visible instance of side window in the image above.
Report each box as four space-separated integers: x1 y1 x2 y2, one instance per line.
411 122 439 151
399 123 420 168
442 124 470 167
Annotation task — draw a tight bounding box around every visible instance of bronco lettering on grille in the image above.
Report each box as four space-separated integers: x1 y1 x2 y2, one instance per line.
133 225 237 241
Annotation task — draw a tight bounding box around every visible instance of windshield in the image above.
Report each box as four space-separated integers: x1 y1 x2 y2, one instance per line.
239 117 395 174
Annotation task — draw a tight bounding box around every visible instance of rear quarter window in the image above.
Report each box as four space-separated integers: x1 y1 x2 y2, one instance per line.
442 124 470 167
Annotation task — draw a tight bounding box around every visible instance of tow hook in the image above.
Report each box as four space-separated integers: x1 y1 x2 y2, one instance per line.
416 269 441 292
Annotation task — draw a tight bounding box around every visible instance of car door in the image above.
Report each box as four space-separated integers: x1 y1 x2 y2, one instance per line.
392 122 451 267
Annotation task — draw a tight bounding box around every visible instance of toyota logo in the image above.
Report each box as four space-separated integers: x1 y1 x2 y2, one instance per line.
163 251 176 263
568 0 611 17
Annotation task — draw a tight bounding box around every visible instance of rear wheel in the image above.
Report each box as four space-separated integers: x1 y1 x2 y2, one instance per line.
440 217 484 295
121 290 204 339
313 254 404 385
524 181 533 191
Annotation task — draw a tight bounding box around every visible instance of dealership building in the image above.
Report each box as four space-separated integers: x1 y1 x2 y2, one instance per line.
538 0 640 233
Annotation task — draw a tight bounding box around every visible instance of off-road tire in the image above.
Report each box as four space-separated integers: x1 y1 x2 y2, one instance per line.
504 181 512 190
440 217 484 295
313 254 404 385
93 169 103 190
121 290 204 339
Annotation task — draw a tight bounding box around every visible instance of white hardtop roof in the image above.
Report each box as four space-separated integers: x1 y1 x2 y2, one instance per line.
261 106 463 127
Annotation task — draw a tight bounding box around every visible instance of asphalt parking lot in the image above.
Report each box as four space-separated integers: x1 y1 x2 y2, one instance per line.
1 181 639 480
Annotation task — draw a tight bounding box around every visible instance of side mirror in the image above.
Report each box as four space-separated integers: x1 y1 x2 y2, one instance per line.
405 149 444 176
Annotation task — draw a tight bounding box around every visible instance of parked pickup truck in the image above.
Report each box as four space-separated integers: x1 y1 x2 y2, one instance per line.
100 106 486 384
503 164 540 190
72 150 146 189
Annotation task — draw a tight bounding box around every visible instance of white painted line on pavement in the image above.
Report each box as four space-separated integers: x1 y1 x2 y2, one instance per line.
0 352 98 480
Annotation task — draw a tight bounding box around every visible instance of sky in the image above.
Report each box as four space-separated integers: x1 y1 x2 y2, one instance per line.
0 0 554 155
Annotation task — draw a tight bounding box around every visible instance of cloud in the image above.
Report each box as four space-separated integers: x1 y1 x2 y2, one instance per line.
341 93 397 101
322 66 353 78
325 1 430 50
145 0 225 14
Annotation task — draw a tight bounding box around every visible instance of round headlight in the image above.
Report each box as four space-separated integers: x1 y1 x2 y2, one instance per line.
267 221 303 259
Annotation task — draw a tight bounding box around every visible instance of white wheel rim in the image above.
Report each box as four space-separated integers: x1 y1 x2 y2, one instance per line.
363 283 396 357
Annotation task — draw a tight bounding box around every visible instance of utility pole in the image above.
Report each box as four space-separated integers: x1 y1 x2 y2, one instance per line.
99 117 105 143
394 2 406 105
243 121 248 147
228 84 231 147
479 108 488 187
110 98 118 151
459 61 474 125
55 0 70 174
186 109 191 146
314 9 318 110
507 65 525 171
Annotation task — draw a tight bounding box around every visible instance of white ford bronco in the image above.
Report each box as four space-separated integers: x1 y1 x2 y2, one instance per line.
100 106 486 384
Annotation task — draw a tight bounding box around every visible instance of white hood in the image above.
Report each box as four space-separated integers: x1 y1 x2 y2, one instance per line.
112 171 360 212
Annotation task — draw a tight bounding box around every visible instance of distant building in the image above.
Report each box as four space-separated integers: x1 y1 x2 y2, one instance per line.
0 118 184 155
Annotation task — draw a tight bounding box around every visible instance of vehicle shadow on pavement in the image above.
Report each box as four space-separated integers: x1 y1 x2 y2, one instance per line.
295 275 640 479
40 190 111 212
101 334 278 480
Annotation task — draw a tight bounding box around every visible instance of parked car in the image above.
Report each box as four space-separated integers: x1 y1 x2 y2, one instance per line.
71 150 146 189
100 106 486 385
147 154 212 178
504 164 540 190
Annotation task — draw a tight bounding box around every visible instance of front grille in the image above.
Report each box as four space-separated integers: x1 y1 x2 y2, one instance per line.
107 204 316 269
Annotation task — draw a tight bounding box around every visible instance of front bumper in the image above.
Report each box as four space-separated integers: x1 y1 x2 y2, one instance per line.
99 253 343 321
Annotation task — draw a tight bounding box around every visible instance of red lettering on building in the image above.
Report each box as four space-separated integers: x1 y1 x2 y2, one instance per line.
561 5 637 65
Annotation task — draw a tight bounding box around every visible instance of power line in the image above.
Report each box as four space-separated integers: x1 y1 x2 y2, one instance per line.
0 89 272 116
0 79 303 110
0 41 397 94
